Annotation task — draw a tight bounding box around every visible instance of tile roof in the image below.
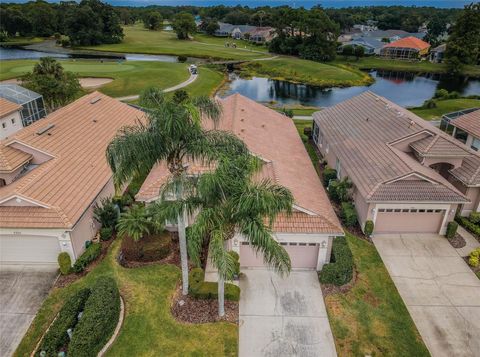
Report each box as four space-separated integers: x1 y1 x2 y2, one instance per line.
138 93 343 235
451 109 480 139
313 91 472 203
450 156 480 186
0 98 22 118
383 36 430 50
0 92 144 228
410 135 470 157
0 145 32 173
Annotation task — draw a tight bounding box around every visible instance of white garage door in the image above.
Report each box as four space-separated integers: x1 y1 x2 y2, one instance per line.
0 235 61 264
375 208 445 234
240 242 319 270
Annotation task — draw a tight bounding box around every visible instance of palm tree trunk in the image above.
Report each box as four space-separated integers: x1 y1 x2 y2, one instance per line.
178 211 189 295
218 275 225 317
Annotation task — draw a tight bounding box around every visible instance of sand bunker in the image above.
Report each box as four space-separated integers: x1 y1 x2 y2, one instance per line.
1 77 113 89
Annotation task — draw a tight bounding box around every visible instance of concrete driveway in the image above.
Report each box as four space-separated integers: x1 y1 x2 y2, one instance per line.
373 234 480 357
0 265 58 357
239 269 336 357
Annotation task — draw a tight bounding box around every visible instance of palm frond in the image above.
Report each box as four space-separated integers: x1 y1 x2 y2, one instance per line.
138 86 166 108
208 228 237 280
190 96 222 127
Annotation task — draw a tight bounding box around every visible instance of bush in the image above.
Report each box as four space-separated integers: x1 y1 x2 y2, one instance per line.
329 177 352 203
69 277 120 357
319 236 353 286
328 180 341 203
172 89 189 104
423 99 437 109
189 268 240 301
341 202 358 227
364 220 374 237
228 250 240 277
447 91 460 99
177 55 188 62
280 107 294 118
469 248 480 267
434 88 449 99
456 216 480 237
469 212 480 225
93 197 118 229
121 232 171 262
446 221 458 239
323 167 337 187
100 226 114 241
303 127 312 138
37 289 91 357
72 243 101 273
57 252 72 275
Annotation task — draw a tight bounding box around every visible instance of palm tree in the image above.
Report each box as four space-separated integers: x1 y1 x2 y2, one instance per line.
117 204 151 242
152 153 294 316
32 57 64 79
106 87 247 295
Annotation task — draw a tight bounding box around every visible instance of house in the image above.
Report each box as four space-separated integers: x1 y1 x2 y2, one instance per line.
339 37 384 55
430 43 447 63
0 92 144 265
214 22 257 39
0 84 47 127
248 27 275 43
313 91 480 235
0 98 23 140
441 108 480 152
353 29 426 43
136 94 344 270
380 36 431 59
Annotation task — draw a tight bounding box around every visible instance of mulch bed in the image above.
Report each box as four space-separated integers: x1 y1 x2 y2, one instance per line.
171 285 238 324
320 267 358 296
447 233 466 249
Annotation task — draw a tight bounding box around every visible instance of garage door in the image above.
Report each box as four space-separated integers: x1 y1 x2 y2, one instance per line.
240 242 319 270
375 208 445 234
0 235 61 264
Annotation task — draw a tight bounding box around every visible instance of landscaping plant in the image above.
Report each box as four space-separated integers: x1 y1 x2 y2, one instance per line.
93 197 119 229
117 204 152 242
340 202 358 227
319 236 354 286
57 252 72 275
322 167 337 187
72 243 101 273
446 221 458 239
364 220 374 237
469 248 480 268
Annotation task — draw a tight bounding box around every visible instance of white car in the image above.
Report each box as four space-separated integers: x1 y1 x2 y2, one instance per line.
189 64 198 74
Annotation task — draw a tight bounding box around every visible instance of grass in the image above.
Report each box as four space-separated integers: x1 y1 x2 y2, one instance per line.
178 66 226 98
334 56 480 78
0 59 191 97
14 239 237 357
240 56 374 88
294 120 319 172
0 37 44 46
269 104 321 116
79 23 268 61
410 98 480 120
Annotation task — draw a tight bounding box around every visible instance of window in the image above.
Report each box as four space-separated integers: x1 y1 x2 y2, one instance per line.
335 158 341 179
378 208 386 212
1 122 5 129
326 143 329 154
280 242 288 246
394 209 401 212
402 209 409 212
472 137 480 151
454 128 468 144
313 122 320 145
241 242 249 246
299 243 307 246
11 118 15 124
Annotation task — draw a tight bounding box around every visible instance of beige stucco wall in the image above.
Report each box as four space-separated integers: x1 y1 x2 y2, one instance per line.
0 111 22 140
461 187 480 215
0 166 25 185
354 191 374 232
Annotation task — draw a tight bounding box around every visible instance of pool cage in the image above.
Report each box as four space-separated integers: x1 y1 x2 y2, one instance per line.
380 47 420 60
0 84 47 127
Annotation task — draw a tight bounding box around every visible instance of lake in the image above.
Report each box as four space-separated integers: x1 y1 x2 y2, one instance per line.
220 70 480 108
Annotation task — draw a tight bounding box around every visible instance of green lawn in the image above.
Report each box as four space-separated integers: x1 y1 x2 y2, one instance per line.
179 66 225 97
0 37 44 46
0 59 191 97
334 56 480 77
294 120 319 171
410 98 480 120
79 23 268 61
14 239 237 357
240 56 374 88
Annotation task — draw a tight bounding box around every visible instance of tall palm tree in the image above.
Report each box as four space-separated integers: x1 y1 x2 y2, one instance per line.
32 57 64 79
106 88 247 295
152 153 294 316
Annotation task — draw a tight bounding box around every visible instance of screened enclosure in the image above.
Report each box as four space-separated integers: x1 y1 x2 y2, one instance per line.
0 84 47 127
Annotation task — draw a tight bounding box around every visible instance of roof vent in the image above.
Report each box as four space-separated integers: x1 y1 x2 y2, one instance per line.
366 117 369 122
93 119 98 123
90 97 101 105
408 120 415 128
36 124 55 135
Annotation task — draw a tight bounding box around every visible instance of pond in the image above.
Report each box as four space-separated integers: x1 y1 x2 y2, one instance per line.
220 70 480 108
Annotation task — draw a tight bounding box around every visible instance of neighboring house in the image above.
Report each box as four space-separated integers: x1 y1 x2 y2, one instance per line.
213 22 274 42
442 108 480 152
313 91 480 236
352 29 426 43
0 98 23 140
0 92 144 265
380 36 431 59
248 27 275 43
339 37 384 55
136 94 344 270
429 43 447 63
0 84 47 127
353 23 378 32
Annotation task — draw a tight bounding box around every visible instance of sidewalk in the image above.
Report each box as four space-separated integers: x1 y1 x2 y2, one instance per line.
455 225 480 257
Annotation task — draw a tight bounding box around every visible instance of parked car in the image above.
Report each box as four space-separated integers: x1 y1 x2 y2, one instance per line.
189 64 198 74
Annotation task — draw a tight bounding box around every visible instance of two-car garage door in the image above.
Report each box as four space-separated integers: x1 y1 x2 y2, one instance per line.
0 235 60 264
375 208 446 234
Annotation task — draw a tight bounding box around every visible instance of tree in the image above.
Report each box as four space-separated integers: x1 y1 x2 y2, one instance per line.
106 88 247 295
169 153 293 317
172 12 196 40
354 45 365 60
224 10 250 25
424 15 447 47
172 89 189 104
21 57 81 111
0 8 32 37
199 18 219 36
144 12 163 31
117 205 151 242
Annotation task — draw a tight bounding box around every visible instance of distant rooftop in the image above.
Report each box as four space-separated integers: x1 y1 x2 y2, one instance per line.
0 84 42 105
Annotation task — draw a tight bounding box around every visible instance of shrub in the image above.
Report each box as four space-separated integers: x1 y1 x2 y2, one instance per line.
447 91 459 99
72 243 101 273
189 268 240 301
36 288 90 357
469 248 480 267
57 252 72 275
456 216 480 237
303 127 312 138
177 55 188 62
341 202 358 227
434 88 449 99
446 221 458 239
121 232 171 262
328 180 341 202
228 250 240 277
93 197 118 229
319 236 353 286
172 89 189 104
469 212 480 225
100 226 114 241
280 107 294 118
323 167 337 187
364 220 374 237
69 277 120 357
423 99 437 109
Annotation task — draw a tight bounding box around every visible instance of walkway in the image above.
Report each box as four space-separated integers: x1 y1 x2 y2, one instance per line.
116 71 198 102
239 269 337 357
373 233 480 357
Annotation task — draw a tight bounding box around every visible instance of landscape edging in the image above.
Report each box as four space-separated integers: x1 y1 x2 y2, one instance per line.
97 295 125 357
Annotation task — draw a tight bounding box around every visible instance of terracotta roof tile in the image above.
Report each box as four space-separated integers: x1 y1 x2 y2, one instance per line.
452 109 480 139
0 145 32 173
384 36 430 50
410 135 469 157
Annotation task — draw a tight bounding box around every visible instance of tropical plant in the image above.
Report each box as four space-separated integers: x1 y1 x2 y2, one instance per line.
117 204 152 242
106 87 247 295
152 153 294 316
93 197 118 229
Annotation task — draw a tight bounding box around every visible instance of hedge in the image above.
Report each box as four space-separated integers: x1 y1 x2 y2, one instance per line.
341 202 358 227
57 252 72 275
319 236 354 286
446 221 458 239
36 288 91 357
364 220 374 237
470 212 480 225
323 167 337 187
189 268 240 301
456 216 480 237
68 277 120 357
72 243 101 273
